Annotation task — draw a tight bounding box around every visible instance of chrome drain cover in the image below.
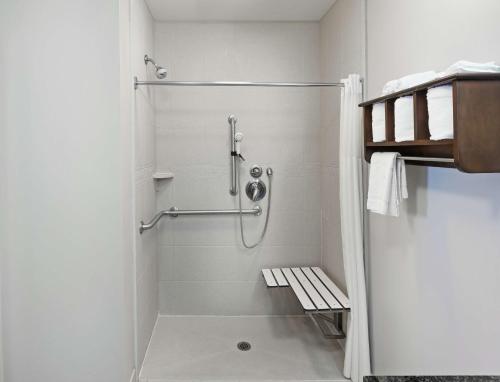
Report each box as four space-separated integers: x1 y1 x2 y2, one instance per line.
237 341 251 351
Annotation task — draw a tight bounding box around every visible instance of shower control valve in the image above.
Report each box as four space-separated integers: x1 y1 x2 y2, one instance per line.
250 165 263 178
246 179 267 202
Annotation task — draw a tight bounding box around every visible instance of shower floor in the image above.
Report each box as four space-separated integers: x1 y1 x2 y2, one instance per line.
139 315 346 382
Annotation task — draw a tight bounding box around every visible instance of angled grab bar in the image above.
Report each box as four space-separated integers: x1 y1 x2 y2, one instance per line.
139 206 262 234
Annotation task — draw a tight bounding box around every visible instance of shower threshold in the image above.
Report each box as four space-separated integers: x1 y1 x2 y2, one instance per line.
139 315 346 382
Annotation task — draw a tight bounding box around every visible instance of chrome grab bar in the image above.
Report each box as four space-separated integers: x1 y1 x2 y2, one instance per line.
139 206 262 234
228 115 238 195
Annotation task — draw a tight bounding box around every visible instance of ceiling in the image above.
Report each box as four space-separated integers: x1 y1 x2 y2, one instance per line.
145 0 337 22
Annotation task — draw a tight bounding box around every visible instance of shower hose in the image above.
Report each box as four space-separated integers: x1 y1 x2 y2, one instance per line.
236 159 272 249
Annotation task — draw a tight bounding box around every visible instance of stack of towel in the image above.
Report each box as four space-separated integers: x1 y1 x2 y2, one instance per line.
367 152 408 217
394 96 414 142
372 103 386 142
442 60 500 76
427 85 453 140
382 71 437 95
378 71 437 142
378 61 500 142
427 61 500 140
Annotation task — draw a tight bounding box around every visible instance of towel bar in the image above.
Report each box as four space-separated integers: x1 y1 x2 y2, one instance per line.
140 206 261 233
399 156 454 163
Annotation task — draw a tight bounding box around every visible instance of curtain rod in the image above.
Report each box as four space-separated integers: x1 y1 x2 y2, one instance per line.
134 77 345 89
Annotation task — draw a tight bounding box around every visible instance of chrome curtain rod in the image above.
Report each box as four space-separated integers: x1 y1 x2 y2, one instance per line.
140 206 262 234
134 77 344 89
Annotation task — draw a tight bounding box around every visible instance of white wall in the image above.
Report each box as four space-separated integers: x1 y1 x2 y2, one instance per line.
319 0 365 291
153 22 322 315
365 0 500 374
119 0 136 380
0 0 135 381
322 0 500 375
131 0 159 368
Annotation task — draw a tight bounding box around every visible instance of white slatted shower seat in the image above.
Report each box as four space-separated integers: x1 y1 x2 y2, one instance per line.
262 267 350 339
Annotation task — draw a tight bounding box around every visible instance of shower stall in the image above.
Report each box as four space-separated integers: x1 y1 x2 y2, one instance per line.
131 1 349 380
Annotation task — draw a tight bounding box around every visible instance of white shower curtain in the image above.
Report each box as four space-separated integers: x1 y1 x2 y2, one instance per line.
339 74 371 382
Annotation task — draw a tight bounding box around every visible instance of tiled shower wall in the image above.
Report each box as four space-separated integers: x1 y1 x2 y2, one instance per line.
319 0 365 291
131 0 158 366
154 22 323 315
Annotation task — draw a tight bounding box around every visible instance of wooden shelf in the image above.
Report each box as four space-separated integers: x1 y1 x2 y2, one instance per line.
360 73 500 173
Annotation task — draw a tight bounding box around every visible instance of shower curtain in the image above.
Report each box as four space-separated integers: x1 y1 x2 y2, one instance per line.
339 74 371 382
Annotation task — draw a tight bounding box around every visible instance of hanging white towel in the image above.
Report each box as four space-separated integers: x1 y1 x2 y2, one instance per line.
371 103 386 142
367 152 408 217
427 85 453 140
394 96 414 142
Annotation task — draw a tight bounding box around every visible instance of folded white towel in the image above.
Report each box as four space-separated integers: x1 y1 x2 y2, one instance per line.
367 152 408 217
427 85 453 140
427 61 500 140
441 60 500 76
372 103 386 142
394 96 414 142
382 71 438 95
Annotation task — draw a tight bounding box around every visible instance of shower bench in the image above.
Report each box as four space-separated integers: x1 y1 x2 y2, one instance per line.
261 267 350 339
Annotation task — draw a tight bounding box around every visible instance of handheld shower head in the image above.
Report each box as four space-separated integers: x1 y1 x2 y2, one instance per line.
144 55 167 80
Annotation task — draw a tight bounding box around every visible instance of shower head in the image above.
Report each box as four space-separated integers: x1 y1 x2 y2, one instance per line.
155 66 167 79
144 54 167 79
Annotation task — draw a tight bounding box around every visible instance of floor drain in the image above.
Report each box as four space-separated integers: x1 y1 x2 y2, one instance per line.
237 341 251 351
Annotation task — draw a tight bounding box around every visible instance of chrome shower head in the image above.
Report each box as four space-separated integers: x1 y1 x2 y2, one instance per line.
155 66 167 79
144 54 167 80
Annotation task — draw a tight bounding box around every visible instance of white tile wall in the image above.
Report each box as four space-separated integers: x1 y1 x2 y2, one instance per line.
153 22 323 315
318 1 364 291
131 0 158 368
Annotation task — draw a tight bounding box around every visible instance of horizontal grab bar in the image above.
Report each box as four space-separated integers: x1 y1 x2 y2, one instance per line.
139 206 262 234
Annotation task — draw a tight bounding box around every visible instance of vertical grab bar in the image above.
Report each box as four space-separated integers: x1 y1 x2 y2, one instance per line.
229 115 237 195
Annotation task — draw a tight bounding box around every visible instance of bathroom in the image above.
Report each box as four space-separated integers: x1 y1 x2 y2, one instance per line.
1 1 500 382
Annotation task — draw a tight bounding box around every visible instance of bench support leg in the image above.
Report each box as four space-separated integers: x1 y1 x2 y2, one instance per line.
310 311 346 339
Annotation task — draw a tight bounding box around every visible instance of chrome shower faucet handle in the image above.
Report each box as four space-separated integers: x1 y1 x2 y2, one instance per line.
250 165 263 178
